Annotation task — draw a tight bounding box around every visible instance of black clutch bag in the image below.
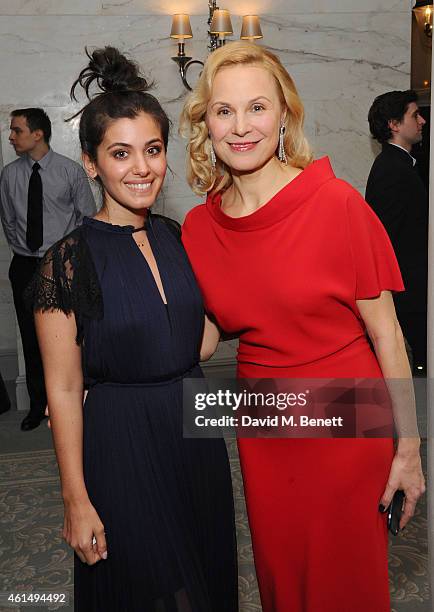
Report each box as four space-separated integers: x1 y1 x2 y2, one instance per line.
387 490 405 535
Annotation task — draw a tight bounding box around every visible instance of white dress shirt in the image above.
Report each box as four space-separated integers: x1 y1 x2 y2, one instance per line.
0 148 96 257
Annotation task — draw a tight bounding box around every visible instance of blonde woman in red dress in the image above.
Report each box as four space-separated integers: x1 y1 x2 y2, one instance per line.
180 41 425 612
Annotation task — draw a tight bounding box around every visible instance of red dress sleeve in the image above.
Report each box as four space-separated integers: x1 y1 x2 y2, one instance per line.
346 188 404 300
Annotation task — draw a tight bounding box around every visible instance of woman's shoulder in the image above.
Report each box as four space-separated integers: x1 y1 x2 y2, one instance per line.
27 221 102 344
324 179 389 242
38 225 95 286
183 202 208 229
315 177 369 216
150 213 182 241
318 176 360 199
44 224 89 259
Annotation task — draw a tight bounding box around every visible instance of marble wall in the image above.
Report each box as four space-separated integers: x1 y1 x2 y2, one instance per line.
0 0 412 375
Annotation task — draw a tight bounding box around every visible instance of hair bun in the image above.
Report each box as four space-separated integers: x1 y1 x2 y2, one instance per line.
71 46 151 101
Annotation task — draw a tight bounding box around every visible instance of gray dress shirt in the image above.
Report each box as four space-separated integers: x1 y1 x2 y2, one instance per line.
0 148 96 257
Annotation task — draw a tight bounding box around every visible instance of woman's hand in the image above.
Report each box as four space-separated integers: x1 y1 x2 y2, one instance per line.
379 440 426 530
63 498 108 565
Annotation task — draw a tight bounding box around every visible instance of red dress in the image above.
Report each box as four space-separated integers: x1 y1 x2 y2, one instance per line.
182 158 404 612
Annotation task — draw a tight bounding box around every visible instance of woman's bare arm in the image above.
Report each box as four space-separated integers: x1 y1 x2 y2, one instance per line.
356 290 425 528
35 309 107 564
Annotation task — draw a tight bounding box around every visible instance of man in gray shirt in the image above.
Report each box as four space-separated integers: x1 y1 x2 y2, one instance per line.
0 108 96 430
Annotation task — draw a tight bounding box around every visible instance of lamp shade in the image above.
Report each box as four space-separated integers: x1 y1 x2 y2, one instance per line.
170 14 193 39
240 15 263 39
210 9 233 35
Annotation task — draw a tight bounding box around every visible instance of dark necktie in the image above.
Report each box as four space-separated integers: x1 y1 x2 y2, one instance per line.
26 162 43 252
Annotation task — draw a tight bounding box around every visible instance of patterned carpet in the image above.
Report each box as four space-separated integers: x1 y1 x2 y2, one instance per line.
0 450 72 612
0 441 430 611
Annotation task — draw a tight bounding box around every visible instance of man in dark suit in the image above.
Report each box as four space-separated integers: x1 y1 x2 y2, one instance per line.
366 90 428 374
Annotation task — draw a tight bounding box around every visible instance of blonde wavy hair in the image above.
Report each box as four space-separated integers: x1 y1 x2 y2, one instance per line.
179 41 313 196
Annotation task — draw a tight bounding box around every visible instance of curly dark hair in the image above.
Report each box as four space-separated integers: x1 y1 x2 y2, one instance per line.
368 90 418 144
68 46 170 161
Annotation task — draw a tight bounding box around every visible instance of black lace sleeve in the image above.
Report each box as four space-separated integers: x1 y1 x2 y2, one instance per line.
25 227 103 344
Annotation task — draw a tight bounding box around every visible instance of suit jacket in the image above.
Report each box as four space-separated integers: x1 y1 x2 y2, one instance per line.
365 143 428 313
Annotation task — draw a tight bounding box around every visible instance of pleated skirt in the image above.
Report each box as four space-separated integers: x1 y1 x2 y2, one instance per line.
75 372 238 612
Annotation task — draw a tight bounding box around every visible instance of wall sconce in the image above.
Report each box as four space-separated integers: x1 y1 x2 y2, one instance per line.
210 9 233 46
170 14 204 91
240 15 263 41
413 0 433 37
170 2 263 91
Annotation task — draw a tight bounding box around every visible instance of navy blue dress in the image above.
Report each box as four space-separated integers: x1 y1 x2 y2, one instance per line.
30 215 238 612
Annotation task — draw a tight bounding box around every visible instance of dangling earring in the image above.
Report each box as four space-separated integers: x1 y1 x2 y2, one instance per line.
210 140 216 169
278 125 287 165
